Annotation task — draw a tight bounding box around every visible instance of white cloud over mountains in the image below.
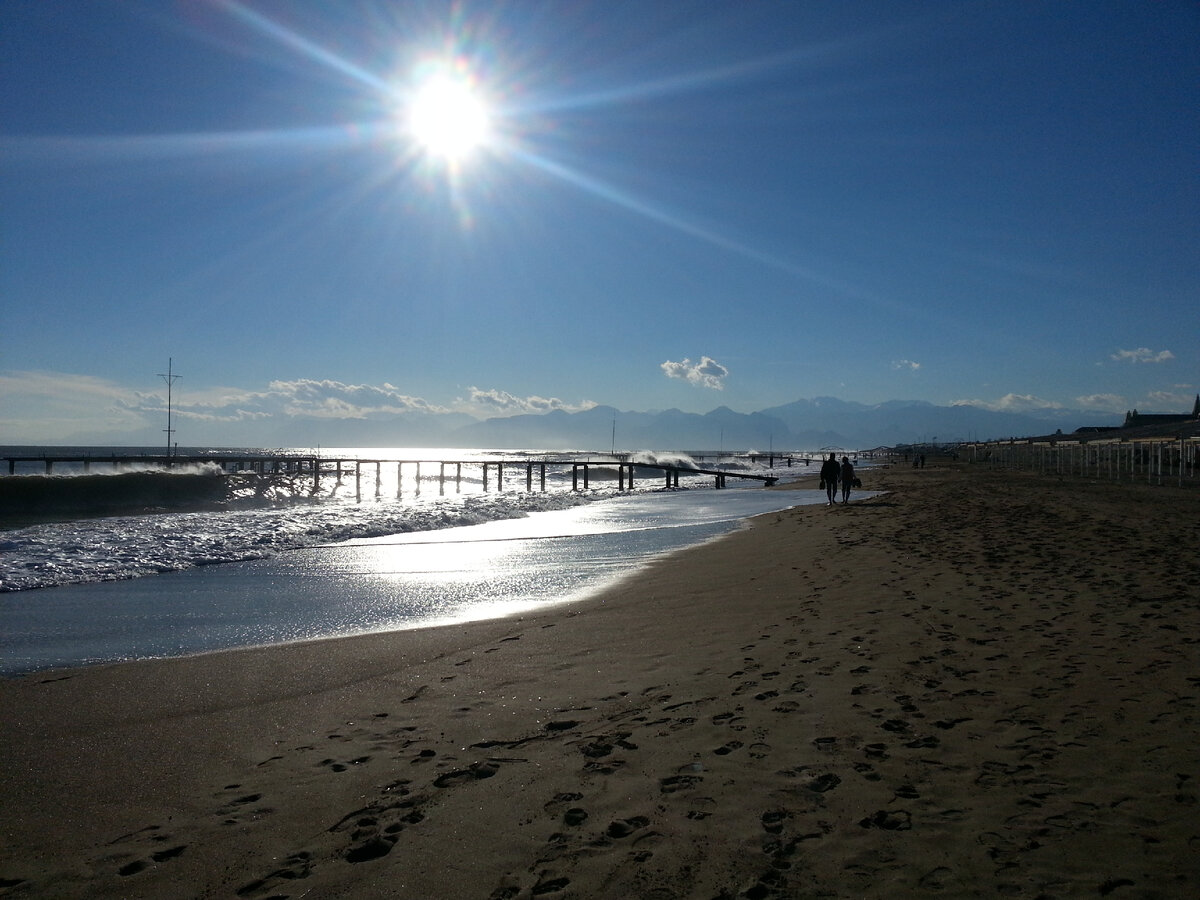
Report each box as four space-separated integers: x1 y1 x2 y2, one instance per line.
661 356 729 390
460 387 597 416
952 393 1063 413
1074 393 1128 412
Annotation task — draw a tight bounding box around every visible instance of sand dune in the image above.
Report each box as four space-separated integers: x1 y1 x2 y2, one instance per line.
1 460 1197 898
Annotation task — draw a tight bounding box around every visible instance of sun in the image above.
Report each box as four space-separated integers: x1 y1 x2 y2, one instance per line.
403 62 494 166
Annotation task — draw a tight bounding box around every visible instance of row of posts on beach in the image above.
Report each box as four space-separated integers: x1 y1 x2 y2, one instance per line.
968 438 1198 487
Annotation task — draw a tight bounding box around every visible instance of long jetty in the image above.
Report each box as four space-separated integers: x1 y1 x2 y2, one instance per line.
1 452 815 500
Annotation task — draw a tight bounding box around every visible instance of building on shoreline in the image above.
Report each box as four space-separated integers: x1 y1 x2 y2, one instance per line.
1122 394 1200 429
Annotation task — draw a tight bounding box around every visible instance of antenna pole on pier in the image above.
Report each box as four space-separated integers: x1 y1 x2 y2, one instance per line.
157 358 181 459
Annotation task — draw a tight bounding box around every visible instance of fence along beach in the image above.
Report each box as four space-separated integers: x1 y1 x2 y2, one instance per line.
1 457 1197 898
967 434 1198 487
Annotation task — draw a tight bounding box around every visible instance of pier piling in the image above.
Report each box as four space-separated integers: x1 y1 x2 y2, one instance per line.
1 452 791 505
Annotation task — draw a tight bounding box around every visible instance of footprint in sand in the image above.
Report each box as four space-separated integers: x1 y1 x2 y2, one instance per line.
904 735 940 749
433 760 500 788
344 835 397 863
317 755 372 773
530 876 571 895
235 852 313 897
761 809 789 833
214 786 273 825
544 791 583 810
859 809 912 830
563 808 589 827
605 816 649 838
326 788 427 868
660 773 703 794
116 843 187 877
807 773 841 793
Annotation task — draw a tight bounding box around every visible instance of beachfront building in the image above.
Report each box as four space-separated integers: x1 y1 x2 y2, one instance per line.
1122 395 1200 429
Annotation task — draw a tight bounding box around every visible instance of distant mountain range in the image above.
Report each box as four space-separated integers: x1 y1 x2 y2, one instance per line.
264 397 1106 451
450 398 1095 451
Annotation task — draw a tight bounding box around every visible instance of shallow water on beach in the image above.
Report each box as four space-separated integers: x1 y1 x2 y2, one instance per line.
0 486 869 675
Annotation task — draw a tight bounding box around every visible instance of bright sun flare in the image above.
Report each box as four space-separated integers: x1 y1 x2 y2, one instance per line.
405 66 493 165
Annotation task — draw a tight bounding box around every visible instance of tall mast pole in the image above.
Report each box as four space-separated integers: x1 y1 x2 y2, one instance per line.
158 358 180 458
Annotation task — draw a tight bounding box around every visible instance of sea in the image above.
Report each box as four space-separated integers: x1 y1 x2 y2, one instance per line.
0 446 858 675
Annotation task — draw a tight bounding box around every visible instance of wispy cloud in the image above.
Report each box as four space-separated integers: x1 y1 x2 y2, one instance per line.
892 359 921 371
1111 347 1174 364
1 371 606 441
661 356 729 390
122 379 450 423
1075 393 1127 412
460 387 596 417
0 370 148 441
269 380 445 418
1143 390 1194 410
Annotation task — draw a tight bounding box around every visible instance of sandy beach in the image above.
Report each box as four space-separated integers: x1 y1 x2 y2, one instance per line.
1 460 1198 899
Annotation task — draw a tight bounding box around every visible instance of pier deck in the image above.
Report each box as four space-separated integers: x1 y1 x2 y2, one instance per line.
1 453 807 498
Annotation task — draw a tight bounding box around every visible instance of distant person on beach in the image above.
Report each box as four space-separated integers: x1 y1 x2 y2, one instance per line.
840 456 855 503
820 453 839 506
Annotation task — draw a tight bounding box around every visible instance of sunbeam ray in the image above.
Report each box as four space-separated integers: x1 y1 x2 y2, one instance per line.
517 41 860 115
0 125 369 164
217 1 390 92
511 147 898 309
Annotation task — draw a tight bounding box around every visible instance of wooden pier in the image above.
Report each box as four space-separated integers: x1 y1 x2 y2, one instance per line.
1 452 801 501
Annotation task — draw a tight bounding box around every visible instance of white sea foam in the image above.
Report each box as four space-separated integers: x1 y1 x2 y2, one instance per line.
0 488 606 592
0 446 829 593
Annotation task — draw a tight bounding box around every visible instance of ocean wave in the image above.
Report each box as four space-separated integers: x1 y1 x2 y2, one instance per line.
0 489 609 593
0 447 816 593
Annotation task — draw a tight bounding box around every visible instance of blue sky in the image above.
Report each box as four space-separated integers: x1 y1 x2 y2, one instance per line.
2 0 1196 445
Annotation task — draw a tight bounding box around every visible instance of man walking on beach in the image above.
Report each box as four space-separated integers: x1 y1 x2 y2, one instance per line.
821 453 839 506
840 456 855 504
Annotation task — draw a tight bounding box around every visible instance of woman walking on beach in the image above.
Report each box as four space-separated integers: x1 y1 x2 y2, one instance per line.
820 453 839 506
839 456 855 504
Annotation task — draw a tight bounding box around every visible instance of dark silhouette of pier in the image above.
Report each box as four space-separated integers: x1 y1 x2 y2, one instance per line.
1 452 815 501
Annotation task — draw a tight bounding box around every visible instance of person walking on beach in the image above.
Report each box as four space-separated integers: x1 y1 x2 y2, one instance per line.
820 453 839 506
839 456 855 504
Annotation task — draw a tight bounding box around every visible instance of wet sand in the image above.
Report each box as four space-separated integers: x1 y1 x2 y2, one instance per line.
1 460 1198 899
